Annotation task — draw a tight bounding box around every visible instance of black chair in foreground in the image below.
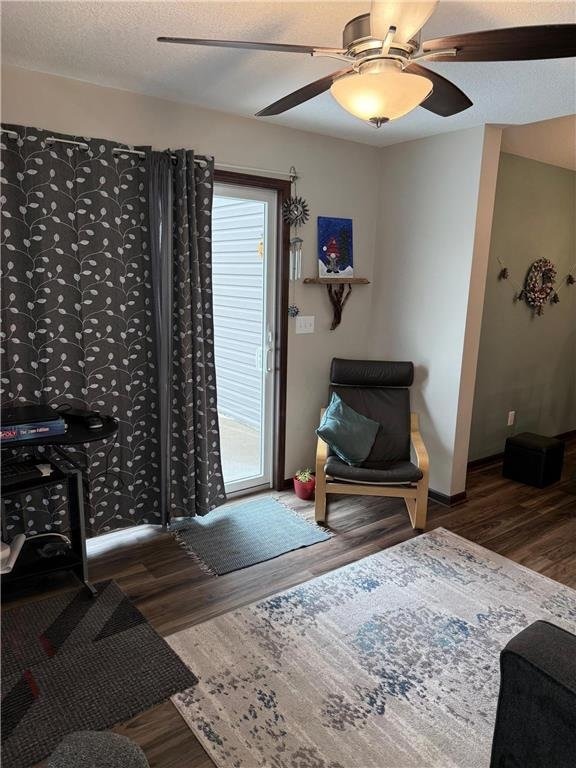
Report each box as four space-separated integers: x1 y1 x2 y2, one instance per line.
315 359 429 529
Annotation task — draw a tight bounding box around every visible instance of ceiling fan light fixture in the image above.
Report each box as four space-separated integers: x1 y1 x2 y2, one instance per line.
330 61 433 126
370 0 439 44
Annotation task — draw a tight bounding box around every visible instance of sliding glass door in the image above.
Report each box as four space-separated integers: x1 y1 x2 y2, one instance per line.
212 184 277 494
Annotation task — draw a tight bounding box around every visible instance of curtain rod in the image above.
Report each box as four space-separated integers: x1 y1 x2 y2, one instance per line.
1 132 184 163
46 137 185 162
215 162 294 178
0 130 295 178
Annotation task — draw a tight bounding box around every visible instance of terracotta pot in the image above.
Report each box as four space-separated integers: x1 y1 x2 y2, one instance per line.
294 475 315 500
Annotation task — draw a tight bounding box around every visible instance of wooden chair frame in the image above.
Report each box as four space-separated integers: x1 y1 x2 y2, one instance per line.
315 411 430 529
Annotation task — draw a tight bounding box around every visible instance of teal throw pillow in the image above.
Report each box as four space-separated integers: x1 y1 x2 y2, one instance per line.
316 393 380 466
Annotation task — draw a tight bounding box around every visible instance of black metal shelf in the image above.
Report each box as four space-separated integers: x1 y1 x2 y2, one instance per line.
1 468 69 497
2 537 83 582
2 415 118 449
1 460 93 599
0 412 118 600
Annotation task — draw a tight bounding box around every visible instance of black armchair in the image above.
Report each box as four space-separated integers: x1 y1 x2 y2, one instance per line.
315 359 429 529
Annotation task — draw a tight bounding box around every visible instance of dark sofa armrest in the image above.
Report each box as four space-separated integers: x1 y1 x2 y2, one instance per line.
490 620 576 768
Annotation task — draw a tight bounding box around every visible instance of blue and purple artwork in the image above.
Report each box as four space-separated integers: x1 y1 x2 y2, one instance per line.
317 216 354 278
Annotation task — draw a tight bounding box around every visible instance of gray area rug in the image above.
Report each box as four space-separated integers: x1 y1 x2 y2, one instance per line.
168 528 576 768
170 496 331 575
1 580 197 768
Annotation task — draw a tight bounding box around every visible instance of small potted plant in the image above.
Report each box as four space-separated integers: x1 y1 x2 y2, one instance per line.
294 468 315 500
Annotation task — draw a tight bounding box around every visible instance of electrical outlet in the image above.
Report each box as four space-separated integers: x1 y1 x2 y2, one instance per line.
507 410 515 427
295 316 315 334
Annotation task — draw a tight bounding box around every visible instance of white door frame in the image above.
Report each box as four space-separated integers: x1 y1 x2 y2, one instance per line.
214 182 277 495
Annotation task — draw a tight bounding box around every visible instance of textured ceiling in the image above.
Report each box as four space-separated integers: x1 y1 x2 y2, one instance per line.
1 1 575 147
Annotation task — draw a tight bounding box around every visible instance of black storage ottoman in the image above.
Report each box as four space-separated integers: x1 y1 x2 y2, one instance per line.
503 432 564 488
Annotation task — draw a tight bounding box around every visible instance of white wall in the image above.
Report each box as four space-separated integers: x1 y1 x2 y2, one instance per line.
501 115 576 171
1 65 505 495
451 126 502 487
1 65 381 478
369 127 501 496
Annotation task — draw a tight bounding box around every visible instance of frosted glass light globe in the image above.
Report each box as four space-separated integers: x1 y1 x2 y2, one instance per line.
330 62 433 126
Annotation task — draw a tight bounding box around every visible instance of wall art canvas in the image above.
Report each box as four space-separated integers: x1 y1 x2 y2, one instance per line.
317 216 354 278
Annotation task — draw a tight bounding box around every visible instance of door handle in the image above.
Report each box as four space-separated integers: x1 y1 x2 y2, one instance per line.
264 329 274 373
265 347 273 373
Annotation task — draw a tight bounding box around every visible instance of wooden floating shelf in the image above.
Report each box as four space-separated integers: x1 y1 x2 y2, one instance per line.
303 277 370 285
301 277 370 330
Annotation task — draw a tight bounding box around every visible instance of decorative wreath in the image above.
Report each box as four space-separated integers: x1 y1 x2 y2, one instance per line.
520 258 557 316
282 196 310 228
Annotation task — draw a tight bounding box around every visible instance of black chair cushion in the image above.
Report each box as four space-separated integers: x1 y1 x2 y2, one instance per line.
331 385 411 463
331 358 414 387
325 456 423 485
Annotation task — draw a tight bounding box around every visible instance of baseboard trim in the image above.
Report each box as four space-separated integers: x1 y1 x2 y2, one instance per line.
556 429 576 441
428 489 467 507
468 429 576 469
467 452 504 470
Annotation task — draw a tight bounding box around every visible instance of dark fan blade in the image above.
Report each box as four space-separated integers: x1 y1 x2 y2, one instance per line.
157 37 341 55
422 25 576 62
256 68 354 116
405 63 472 116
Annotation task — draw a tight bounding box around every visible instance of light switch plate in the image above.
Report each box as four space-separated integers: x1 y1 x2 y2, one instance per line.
295 315 315 334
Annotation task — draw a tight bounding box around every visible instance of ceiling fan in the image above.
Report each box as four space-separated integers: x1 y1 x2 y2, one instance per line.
158 1 576 127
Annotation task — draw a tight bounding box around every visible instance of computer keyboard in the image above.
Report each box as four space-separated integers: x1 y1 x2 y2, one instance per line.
1 461 53 487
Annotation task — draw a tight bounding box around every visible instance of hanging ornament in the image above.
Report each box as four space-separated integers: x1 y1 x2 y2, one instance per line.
282 195 310 228
498 267 509 280
567 273 575 285
551 292 560 304
290 237 303 281
286 166 306 319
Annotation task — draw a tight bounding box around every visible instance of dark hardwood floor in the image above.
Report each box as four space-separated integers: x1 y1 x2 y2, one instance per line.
25 437 576 767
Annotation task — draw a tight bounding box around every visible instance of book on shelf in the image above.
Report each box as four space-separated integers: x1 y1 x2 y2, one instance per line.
0 404 67 444
0 420 67 443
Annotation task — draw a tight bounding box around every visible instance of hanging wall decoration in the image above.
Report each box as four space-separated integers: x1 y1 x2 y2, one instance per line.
317 216 354 278
286 166 308 317
282 195 309 228
290 237 303 281
519 258 558 315
495 252 574 317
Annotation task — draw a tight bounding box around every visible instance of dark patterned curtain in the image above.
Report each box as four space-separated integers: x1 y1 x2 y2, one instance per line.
0 124 160 536
149 150 226 522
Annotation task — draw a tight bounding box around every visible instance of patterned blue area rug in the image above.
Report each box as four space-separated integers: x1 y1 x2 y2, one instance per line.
170 497 331 575
168 528 576 768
